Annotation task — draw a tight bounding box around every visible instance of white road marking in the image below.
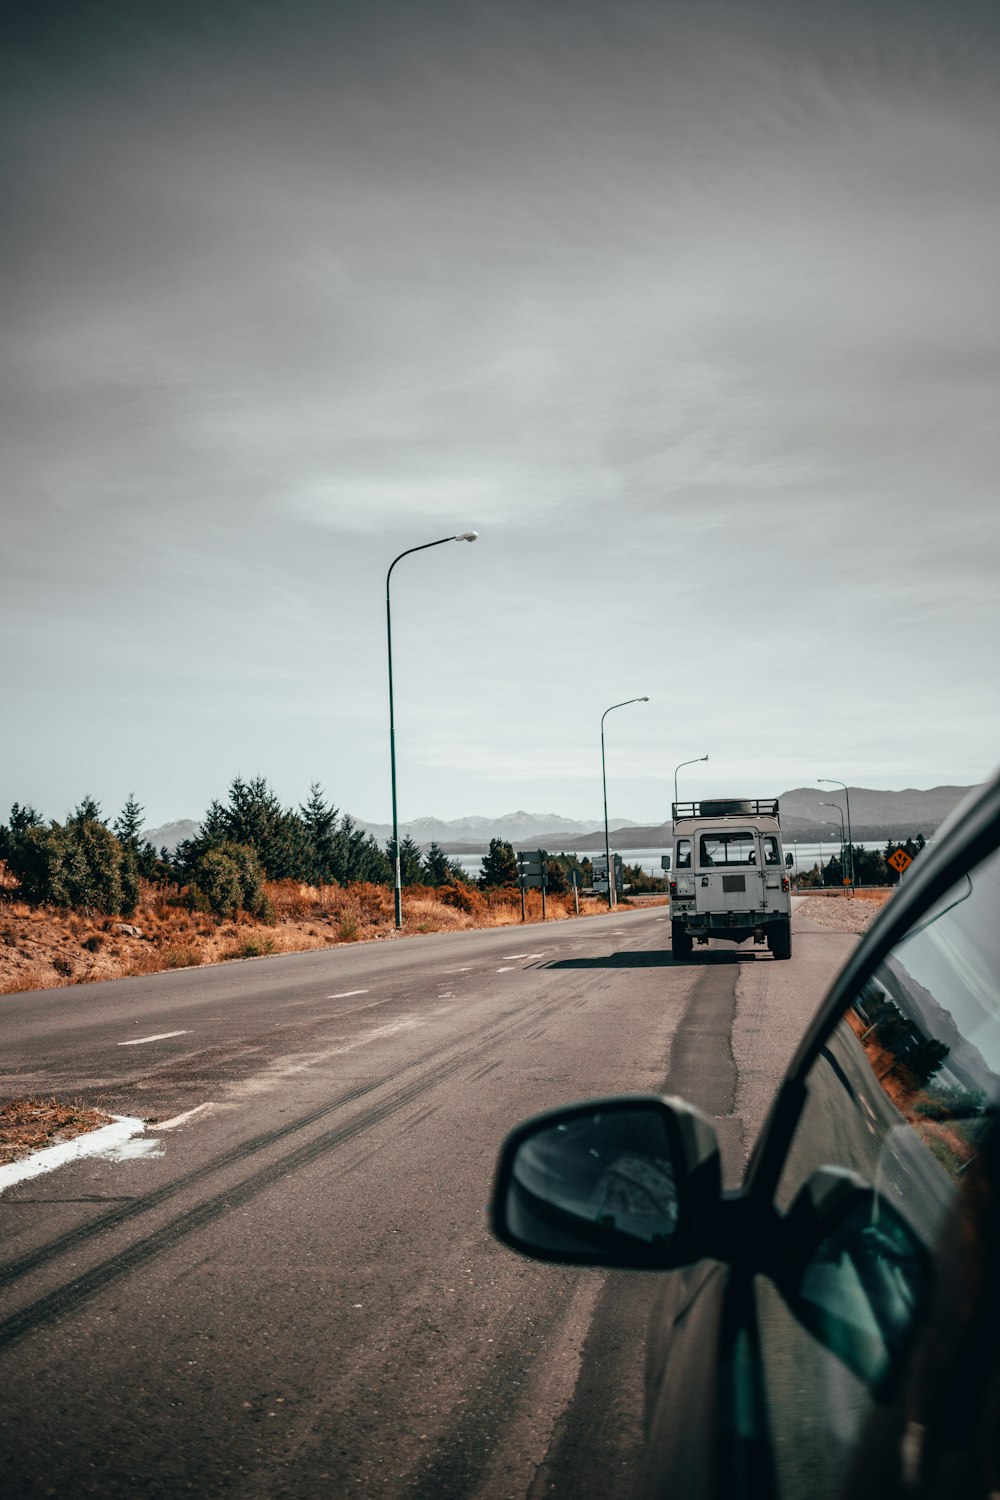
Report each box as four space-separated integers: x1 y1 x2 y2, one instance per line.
118 1030 189 1047
501 953 531 959
158 1103 216 1131
442 967 473 974
495 966 515 972
328 989 369 999
0 1115 148 1194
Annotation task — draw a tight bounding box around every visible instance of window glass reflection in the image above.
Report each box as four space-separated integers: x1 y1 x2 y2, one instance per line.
762 843 1000 1496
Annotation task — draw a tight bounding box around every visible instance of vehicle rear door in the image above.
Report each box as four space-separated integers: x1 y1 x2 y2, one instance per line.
697 828 763 916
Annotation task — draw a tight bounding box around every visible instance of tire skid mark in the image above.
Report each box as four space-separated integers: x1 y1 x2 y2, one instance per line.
0 995 567 1347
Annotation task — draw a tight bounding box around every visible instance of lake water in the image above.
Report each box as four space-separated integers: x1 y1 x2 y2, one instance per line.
452 839 902 880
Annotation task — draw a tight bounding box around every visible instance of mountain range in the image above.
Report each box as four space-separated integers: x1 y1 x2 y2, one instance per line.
142 786 977 855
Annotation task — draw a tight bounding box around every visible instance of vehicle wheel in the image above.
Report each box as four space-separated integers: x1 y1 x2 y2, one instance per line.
768 920 792 960
671 923 694 960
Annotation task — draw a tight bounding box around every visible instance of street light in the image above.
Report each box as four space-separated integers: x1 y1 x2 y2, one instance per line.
601 696 649 910
818 778 855 887
387 531 478 929
821 803 846 881
674 755 709 809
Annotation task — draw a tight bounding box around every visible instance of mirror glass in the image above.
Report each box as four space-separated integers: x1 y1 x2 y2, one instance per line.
503 1105 680 1262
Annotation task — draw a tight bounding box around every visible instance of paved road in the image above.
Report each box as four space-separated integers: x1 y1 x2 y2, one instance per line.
0 904 856 1498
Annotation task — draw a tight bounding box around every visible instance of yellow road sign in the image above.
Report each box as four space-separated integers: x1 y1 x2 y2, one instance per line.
887 848 912 874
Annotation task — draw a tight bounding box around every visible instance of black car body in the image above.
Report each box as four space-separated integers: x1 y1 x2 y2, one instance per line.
492 770 1000 1498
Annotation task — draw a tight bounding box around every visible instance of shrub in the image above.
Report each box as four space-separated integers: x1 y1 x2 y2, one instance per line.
163 946 202 969
233 936 276 959
1 805 137 917
187 842 270 920
439 883 486 916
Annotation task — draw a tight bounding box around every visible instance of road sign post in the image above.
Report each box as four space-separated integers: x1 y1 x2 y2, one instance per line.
517 851 548 921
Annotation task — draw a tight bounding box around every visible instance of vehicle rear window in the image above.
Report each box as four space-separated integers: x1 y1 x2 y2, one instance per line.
675 839 692 868
699 832 757 866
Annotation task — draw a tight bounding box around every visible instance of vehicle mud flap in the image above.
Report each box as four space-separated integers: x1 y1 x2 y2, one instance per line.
767 920 792 961
715 1273 776 1498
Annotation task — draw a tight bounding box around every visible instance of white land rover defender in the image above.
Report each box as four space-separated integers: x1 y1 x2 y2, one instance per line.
668 798 792 961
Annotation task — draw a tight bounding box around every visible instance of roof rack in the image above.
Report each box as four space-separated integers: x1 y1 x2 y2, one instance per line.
672 798 780 824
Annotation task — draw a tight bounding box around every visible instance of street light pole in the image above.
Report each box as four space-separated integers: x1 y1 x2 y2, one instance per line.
674 755 709 810
821 804 846 882
387 530 478 929
819 778 854 887
601 696 649 910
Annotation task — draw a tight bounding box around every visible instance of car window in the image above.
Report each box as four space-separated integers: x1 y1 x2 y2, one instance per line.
762 836 780 865
758 842 1000 1498
675 839 691 868
699 831 756 866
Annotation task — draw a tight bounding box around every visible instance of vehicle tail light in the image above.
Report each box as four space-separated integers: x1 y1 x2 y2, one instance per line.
782 875 790 892
670 880 677 895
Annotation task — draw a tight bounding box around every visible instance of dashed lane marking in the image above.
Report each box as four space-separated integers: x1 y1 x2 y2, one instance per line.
495 966 515 973
328 989 369 999
118 1031 189 1047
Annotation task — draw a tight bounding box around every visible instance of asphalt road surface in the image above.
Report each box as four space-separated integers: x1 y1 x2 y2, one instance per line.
0 902 857 1498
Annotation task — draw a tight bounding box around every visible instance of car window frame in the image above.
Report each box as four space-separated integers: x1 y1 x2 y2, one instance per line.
741 773 1000 1224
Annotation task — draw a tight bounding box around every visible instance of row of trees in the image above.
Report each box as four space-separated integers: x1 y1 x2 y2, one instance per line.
0 779 507 918
795 835 927 888
474 840 665 894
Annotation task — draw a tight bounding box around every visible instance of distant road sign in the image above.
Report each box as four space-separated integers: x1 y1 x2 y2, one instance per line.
518 850 547 888
887 848 913 874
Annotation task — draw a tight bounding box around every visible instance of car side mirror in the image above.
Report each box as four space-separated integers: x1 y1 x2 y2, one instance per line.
769 1167 931 1398
490 1095 722 1270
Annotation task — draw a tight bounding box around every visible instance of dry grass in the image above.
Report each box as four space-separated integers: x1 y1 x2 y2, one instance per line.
0 876 613 997
0 1096 115 1166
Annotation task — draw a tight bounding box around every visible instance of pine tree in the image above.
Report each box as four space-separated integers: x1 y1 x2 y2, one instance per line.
422 842 452 886
70 795 105 827
478 838 518 889
299 783 340 884
113 794 145 850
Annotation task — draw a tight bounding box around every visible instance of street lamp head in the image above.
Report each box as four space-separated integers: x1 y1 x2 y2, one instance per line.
701 755 709 762
453 530 478 542
640 695 650 701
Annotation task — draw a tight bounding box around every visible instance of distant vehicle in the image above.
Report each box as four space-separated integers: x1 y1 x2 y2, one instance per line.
669 797 792 960
492 769 1000 1500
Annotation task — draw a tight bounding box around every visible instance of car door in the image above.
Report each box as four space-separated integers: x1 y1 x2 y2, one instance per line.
749 828 1000 1498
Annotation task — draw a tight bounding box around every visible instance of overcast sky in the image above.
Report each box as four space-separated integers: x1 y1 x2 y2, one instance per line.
3 0 998 831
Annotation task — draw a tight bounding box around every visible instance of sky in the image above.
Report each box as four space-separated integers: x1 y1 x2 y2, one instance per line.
3 0 999 832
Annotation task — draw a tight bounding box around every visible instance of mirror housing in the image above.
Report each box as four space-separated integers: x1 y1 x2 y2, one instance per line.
490 1095 722 1270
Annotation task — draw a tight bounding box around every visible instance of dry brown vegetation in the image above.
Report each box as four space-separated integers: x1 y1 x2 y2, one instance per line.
0 873 614 997
0 1096 115 1166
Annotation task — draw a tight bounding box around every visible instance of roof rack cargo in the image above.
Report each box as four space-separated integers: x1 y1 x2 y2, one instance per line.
672 798 780 824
